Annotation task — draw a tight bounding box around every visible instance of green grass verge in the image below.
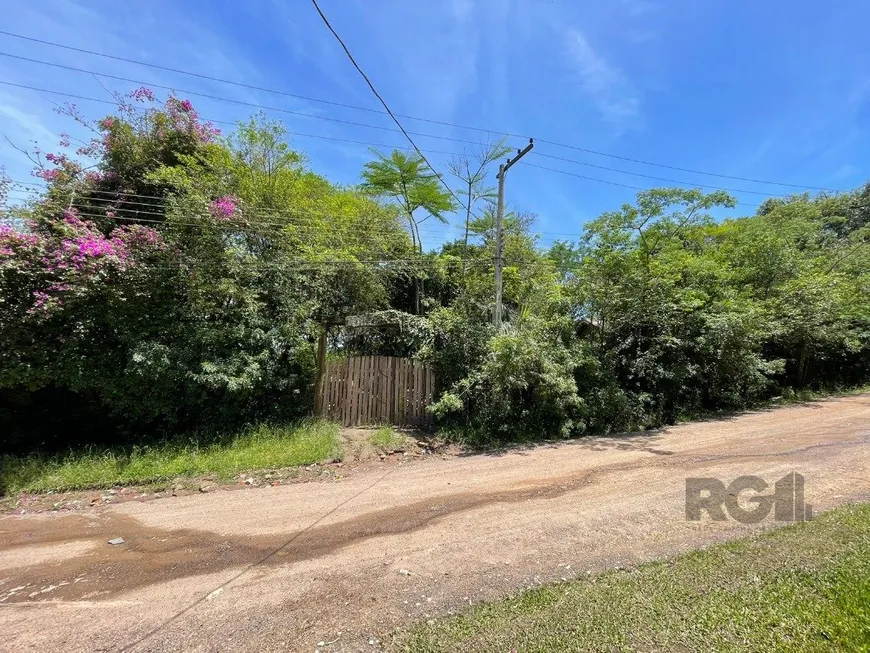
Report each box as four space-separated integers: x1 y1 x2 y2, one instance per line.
394 503 870 652
368 426 408 451
0 420 341 494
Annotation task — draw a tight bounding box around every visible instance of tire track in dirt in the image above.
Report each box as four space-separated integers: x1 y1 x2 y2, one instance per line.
2 431 868 606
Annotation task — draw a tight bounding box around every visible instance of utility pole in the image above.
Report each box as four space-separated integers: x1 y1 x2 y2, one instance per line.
494 138 534 328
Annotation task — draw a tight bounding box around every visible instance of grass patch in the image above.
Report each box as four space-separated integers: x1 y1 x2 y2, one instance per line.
394 503 870 652
368 426 408 452
0 420 341 494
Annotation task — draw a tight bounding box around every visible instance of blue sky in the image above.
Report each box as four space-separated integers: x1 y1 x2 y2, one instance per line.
1 0 869 250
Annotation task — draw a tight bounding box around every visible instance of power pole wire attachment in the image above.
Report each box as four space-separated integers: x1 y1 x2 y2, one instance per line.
494 138 534 328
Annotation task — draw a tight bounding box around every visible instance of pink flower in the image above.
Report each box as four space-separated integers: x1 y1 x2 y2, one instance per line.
35 168 60 181
210 195 238 220
130 87 155 102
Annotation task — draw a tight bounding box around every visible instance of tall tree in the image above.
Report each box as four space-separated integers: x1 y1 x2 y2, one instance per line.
361 149 456 312
361 150 455 252
447 139 511 265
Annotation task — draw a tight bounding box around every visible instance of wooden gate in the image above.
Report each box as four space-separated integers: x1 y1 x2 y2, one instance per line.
322 356 434 426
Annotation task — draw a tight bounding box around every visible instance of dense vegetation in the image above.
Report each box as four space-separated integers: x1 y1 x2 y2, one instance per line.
2 90 869 453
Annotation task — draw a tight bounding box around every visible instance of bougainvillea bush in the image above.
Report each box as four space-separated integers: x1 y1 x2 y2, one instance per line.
0 90 411 450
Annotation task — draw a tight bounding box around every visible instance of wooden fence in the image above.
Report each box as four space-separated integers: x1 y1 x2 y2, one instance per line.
321 356 435 427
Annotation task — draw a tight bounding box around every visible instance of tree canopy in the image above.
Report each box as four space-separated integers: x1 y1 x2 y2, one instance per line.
2 89 868 450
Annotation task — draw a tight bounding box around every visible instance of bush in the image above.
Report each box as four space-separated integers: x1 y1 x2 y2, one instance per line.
430 318 583 443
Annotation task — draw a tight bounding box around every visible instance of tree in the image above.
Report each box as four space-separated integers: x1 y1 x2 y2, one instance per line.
361 149 456 313
447 139 511 266
361 150 455 253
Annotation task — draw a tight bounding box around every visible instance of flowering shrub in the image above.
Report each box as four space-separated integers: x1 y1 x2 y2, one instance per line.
209 195 238 220
33 88 220 199
0 211 165 319
165 96 221 143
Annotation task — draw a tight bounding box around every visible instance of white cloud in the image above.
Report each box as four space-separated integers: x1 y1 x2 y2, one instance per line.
0 102 56 145
618 0 658 18
564 27 641 130
832 163 859 180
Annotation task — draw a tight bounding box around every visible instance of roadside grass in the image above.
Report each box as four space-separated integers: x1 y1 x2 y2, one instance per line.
368 426 408 452
394 502 870 652
0 420 341 495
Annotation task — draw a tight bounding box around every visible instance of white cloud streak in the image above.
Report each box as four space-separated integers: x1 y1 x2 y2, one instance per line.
564 27 641 130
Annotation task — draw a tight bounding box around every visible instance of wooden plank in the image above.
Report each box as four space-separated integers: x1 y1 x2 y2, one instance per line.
340 358 348 425
391 357 397 424
365 356 373 425
414 361 423 424
394 358 400 424
355 356 362 426
366 356 372 425
383 357 390 424
371 357 378 425
411 360 418 424
336 360 343 418
336 359 346 421
373 356 382 425
355 356 363 426
407 359 414 424
379 356 386 424
332 360 338 416
395 358 402 425
344 358 350 422
327 361 334 420
373 356 378 425
428 366 435 425
348 356 358 426
408 359 414 424
342 358 349 425
358 356 366 426
395 357 401 424
419 362 425 424
400 359 408 425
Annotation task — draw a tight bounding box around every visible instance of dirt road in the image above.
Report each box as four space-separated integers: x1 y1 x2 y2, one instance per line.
2 396 870 652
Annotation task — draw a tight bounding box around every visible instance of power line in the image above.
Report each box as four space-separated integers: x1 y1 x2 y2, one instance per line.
7 192 582 247
0 28 506 137
524 163 761 209
0 53 489 149
0 29 511 137
9 197 434 238
0 29 842 192
7 194 473 247
0 79 816 206
308 0 465 209
4 205 494 269
9 177 759 238
7 183 471 236
532 139 839 193
0 79 430 153
0 78 824 204
3 184 663 241
532 152 792 198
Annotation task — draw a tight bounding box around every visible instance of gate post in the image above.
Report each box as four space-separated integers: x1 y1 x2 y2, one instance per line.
313 324 328 417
